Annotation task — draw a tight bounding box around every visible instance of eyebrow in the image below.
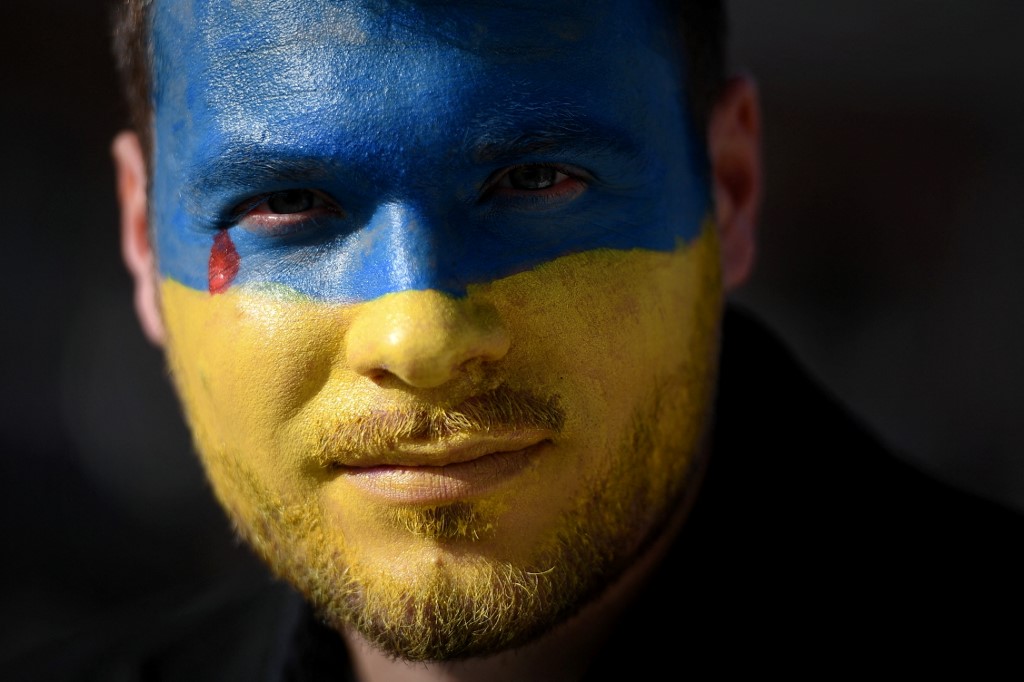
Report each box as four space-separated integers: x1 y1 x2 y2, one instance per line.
178 147 336 220
182 149 331 198
179 109 646 211
468 110 643 167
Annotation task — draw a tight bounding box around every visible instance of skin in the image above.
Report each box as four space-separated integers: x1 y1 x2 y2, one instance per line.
115 0 762 677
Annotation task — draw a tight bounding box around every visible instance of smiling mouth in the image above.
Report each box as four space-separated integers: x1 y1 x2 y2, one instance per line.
328 432 554 505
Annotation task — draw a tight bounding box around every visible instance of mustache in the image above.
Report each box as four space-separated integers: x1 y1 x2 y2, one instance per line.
310 386 565 466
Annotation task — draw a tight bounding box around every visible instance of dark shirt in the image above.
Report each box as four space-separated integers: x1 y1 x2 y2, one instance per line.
8 306 1023 680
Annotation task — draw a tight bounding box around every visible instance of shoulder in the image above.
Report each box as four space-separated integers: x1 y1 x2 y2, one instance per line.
656 304 1024 665
588 306 1024 676
712 303 1024 545
2 576 318 682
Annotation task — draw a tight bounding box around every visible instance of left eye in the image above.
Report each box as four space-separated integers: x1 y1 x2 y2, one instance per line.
484 163 587 206
498 166 567 190
235 189 341 236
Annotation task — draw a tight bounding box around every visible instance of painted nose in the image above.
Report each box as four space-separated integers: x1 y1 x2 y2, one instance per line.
346 289 510 389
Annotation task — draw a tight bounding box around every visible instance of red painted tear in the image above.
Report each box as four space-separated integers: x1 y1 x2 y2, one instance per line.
208 231 240 294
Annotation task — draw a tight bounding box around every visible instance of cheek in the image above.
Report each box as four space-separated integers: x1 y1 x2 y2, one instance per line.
475 218 723 439
159 281 351 483
422 220 724 561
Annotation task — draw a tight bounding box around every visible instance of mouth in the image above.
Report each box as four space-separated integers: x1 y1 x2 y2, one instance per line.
328 431 554 504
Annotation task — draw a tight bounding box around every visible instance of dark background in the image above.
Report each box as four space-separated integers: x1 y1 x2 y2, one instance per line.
2 0 1023 661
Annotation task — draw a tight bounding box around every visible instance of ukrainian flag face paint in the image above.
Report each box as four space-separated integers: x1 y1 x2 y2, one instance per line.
151 0 724 659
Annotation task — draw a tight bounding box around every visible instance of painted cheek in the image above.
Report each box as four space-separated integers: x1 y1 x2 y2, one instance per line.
209 231 241 294
474 218 723 445
436 219 724 558
159 281 355 488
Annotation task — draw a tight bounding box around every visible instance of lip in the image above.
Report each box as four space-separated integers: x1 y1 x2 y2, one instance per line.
333 433 552 505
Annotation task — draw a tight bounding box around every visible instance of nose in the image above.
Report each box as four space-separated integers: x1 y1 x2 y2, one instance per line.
346 289 510 389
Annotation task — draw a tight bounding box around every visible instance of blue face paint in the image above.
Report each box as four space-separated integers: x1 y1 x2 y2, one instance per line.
150 0 710 301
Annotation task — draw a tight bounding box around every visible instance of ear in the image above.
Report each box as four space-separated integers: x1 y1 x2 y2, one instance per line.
707 73 763 291
113 131 165 346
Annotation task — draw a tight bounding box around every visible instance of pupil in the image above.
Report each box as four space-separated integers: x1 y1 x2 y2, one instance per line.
267 190 314 214
509 166 556 190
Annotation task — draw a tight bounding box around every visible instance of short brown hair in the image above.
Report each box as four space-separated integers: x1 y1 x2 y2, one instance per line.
111 0 153 164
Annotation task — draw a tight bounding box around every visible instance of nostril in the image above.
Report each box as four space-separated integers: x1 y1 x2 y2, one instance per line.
364 368 390 384
345 289 510 389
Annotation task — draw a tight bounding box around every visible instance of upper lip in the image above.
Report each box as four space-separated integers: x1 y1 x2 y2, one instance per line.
333 429 555 469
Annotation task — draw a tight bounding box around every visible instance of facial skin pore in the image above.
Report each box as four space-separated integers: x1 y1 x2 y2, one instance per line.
119 0 755 663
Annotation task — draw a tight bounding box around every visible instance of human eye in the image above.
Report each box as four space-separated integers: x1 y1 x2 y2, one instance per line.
234 189 342 236
483 163 588 206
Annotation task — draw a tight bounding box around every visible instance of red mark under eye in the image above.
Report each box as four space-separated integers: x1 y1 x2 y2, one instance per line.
208 231 240 294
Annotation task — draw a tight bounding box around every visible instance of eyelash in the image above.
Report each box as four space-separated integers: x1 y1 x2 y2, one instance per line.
232 189 342 236
481 163 589 204
230 163 589 235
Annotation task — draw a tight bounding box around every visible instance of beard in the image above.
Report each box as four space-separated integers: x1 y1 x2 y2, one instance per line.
159 210 724 662
200 364 711 662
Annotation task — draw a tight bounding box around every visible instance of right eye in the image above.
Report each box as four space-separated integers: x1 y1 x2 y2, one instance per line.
235 189 342 236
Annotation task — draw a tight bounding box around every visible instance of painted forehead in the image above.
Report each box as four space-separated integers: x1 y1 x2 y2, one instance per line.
150 0 711 300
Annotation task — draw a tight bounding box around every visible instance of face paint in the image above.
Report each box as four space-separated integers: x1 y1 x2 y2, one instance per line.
207 231 239 294
150 0 709 299
150 0 724 660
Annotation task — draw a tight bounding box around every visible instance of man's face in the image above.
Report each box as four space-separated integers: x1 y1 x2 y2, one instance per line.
147 0 723 660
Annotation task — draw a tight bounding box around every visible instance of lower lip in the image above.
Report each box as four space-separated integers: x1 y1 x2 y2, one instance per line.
335 442 548 505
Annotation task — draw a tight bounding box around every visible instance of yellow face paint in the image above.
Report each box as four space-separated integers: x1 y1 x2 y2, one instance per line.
160 220 724 659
